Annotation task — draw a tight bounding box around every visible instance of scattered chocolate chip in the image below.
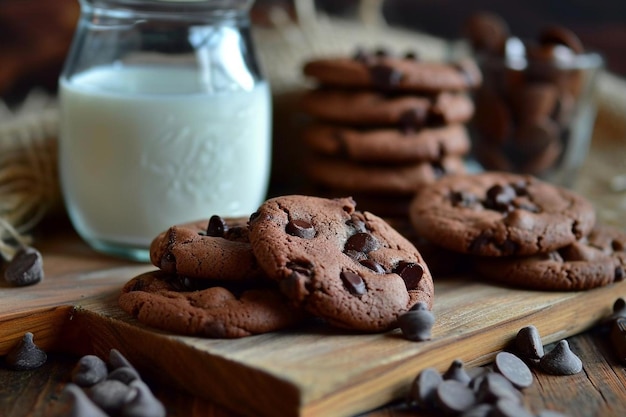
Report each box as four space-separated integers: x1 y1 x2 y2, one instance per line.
121 380 166 417
436 379 477 414
494 352 533 389
443 359 472 385
359 259 386 273
286 219 315 239
539 340 583 375
345 232 379 254
397 302 435 341
490 398 535 417
72 355 109 387
108 367 140 384
4 246 44 286
206 215 228 237
609 317 626 365
340 271 366 295
394 261 424 290
475 372 524 405
409 367 442 409
461 403 494 417
64 383 109 417
514 325 545 361
5 332 47 370
89 379 132 414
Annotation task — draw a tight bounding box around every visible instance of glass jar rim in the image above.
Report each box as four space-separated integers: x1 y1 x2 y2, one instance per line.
80 0 253 12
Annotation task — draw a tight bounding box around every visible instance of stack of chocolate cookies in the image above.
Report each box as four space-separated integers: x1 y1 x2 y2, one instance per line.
408 171 626 291
299 49 482 217
118 195 435 338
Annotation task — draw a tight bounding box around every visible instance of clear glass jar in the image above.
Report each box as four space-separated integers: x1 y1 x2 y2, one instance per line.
58 0 272 262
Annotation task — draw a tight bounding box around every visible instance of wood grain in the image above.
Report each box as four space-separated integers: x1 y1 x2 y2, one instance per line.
1 230 624 417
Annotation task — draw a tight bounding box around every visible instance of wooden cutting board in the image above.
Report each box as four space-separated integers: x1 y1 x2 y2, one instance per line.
1 227 624 417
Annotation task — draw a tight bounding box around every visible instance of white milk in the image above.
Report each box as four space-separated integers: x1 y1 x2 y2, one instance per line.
59 66 271 254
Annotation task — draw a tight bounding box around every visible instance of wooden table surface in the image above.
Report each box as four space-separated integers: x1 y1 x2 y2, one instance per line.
1 131 626 416
0 222 625 417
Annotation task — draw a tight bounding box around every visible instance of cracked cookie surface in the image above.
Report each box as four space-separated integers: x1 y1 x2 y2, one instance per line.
118 270 304 338
247 195 434 332
408 172 596 256
473 225 626 290
149 216 263 280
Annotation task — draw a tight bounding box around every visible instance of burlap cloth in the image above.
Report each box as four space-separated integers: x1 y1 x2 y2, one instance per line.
1 0 624 250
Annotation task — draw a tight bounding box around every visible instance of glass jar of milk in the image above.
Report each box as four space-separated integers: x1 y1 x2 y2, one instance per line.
59 0 271 261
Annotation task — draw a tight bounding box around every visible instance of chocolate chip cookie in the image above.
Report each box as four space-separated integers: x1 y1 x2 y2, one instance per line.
306 155 467 195
408 172 596 257
473 225 626 290
149 216 263 281
247 195 434 332
303 54 482 92
118 270 304 338
302 123 471 163
300 89 475 128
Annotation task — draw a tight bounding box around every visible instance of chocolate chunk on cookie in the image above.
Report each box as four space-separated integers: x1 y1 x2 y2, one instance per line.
118 270 304 338
300 89 475 128
149 216 263 280
303 123 471 163
303 55 482 92
248 195 434 332
409 172 596 256
473 225 625 290
306 155 466 196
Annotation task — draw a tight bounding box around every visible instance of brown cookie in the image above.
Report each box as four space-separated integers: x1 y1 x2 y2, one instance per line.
473 225 625 290
247 195 434 332
118 270 304 338
408 172 596 257
306 155 467 195
300 89 475 128
307 156 465 195
149 216 263 280
303 123 470 163
302 54 481 92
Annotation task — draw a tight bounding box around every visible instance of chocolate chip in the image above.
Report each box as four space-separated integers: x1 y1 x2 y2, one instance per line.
121 380 166 417
485 184 517 212
443 359 472 385
399 108 428 132
469 233 492 254
64 383 109 417
206 215 227 237
409 367 442 409
286 219 315 239
369 64 403 90
5 332 47 370
514 325 545 360
72 355 109 387
538 25 585 54
345 232 379 254
394 261 424 290
340 271 366 295
404 51 419 60
398 303 435 341
475 372 524 405
461 403 494 417
107 367 140 384
279 271 310 301
89 379 132 414
359 259 386 273
491 398 535 417
4 246 44 286
539 340 582 375
451 190 479 208
436 380 477 414
494 352 533 389
615 266 625 281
